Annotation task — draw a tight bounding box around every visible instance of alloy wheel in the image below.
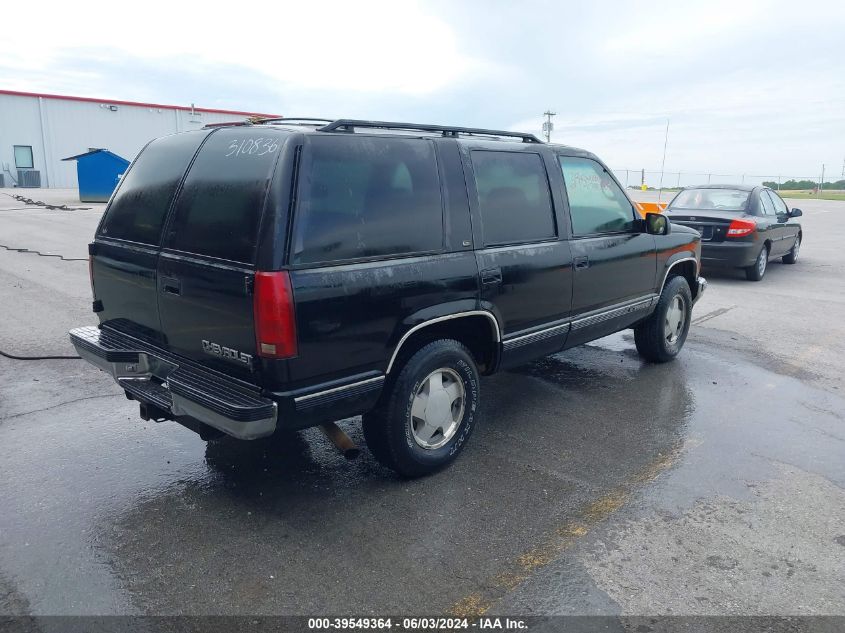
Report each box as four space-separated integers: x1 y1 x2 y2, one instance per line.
410 368 465 450
664 295 687 345
757 249 767 276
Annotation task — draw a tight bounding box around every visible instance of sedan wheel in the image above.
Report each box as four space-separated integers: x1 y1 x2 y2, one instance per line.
783 235 801 264
745 246 768 281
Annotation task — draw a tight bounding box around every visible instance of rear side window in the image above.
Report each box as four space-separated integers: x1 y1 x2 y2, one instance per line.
760 191 775 215
99 130 208 244
767 190 788 215
165 129 283 263
293 136 443 264
559 156 635 236
471 151 555 246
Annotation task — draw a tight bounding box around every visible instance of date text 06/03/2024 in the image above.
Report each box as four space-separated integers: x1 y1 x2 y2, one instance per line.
307 618 528 630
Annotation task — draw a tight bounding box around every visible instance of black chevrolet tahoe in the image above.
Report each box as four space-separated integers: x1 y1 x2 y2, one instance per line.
70 118 706 477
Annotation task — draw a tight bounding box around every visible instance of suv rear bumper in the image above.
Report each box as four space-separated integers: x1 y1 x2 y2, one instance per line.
69 326 277 440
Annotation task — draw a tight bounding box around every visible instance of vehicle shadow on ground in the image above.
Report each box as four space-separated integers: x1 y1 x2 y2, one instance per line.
103 344 695 614
701 260 791 284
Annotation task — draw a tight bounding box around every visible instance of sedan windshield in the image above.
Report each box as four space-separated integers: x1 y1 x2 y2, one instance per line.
670 188 750 211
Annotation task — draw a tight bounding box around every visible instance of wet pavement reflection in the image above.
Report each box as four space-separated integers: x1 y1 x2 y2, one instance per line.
1 332 843 615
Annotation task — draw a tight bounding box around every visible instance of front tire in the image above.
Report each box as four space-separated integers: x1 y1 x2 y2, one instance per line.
782 235 800 264
745 245 768 281
634 275 692 363
362 339 480 478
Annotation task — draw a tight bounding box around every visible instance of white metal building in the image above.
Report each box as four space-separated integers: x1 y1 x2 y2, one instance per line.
0 90 279 189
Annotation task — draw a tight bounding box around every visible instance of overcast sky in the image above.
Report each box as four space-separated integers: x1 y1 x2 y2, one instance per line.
3 0 844 179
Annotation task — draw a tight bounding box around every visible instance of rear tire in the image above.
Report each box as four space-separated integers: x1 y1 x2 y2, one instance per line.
362 339 480 478
782 235 800 264
634 275 692 363
745 245 768 281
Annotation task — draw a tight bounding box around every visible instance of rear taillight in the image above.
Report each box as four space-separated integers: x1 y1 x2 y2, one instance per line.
726 218 756 237
88 255 95 294
254 271 298 359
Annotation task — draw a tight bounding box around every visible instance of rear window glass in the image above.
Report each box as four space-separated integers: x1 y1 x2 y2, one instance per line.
99 130 209 244
471 151 556 245
293 136 443 264
670 188 750 212
165 129 283 263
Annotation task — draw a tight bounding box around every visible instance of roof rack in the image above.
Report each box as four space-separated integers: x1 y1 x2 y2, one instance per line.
254 117 335 126
203 120 251 128
204 117 334 129
318 119 543 144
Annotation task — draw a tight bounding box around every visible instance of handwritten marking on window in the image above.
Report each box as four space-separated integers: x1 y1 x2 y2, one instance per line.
225 137 280 158
568 171 601 191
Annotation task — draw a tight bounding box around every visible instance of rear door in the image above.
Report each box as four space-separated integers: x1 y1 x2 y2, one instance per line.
754 189 784 255
156 128 284 380
92 130 210 343
764 189 799 255
286 134 478 388
557 155 657 346
463 147 573 366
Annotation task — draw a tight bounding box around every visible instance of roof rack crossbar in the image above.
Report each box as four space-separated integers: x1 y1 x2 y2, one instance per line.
203 117 336 129
203 120 251 128
254 117 335 125
317 119 543 143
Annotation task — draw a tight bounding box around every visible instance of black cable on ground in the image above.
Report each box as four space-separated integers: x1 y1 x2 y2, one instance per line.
0 349 81 360
0 191 91 211
0 243 88 262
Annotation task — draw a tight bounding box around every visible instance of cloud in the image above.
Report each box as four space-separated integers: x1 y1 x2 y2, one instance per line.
3 0 844 177
3 0 492 96
600 0 765 57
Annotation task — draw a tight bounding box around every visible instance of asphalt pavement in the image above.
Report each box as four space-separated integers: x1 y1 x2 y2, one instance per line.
0 188 843 621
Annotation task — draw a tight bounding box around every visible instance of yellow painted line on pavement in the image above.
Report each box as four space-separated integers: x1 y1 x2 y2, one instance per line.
447 444 684 617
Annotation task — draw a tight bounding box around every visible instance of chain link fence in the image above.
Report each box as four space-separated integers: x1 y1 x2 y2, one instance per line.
610 169 844 192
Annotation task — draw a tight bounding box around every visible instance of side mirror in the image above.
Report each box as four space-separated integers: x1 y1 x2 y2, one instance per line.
789 208 803 218
645 212 670 236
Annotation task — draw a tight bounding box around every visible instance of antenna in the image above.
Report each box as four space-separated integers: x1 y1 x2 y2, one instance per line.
657 118 670 207
542 110 556 143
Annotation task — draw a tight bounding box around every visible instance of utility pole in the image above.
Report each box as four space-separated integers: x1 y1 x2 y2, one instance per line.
820 164 825 194
542 110 556 143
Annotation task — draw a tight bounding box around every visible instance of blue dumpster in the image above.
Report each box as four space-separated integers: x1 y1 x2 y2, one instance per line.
62 149 130 202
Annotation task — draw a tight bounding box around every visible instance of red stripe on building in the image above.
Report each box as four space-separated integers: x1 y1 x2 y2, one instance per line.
0 89 280 118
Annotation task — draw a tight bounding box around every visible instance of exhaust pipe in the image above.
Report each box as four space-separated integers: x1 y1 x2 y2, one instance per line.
319 422 360 460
